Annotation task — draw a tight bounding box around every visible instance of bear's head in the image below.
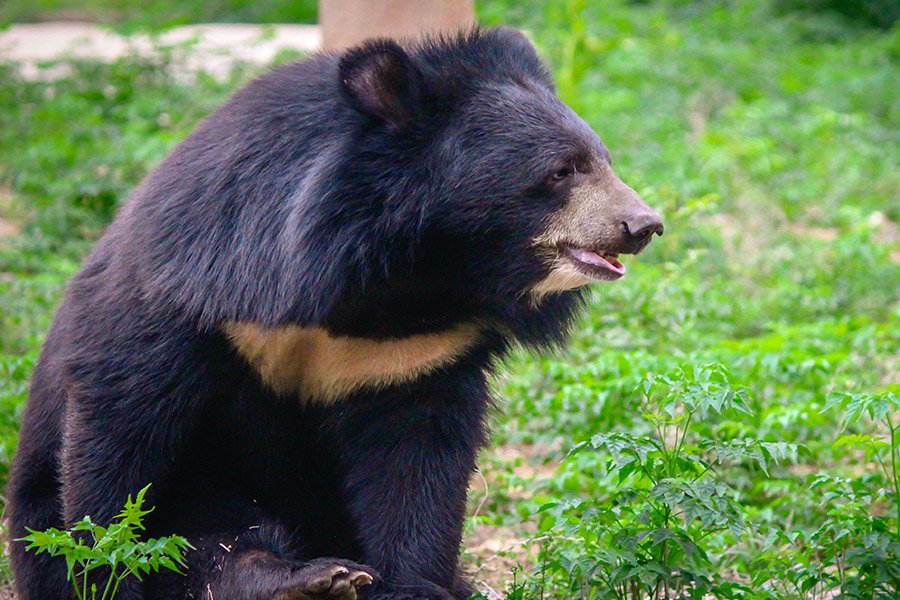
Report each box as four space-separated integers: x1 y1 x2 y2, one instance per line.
336 28 662 311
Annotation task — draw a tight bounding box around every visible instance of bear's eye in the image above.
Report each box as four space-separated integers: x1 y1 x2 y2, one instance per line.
550 163 576 182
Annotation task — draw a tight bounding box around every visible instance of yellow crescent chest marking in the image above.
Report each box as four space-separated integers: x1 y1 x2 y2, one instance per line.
223 322 481 402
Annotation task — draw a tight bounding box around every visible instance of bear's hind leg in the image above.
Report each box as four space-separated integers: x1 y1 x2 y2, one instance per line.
7 463 69 599
7 361 70 600
151 520 376 600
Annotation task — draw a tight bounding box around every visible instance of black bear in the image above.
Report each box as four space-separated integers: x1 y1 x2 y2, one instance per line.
7 28 663 600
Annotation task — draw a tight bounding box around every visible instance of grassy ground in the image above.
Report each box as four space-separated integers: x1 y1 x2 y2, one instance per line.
1 0 898 597
0 0 318 30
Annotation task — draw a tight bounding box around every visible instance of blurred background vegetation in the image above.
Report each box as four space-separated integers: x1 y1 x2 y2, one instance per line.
0 0 898 597
0 0 319 31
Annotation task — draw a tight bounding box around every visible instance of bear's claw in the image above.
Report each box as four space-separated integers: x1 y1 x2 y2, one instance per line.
280 558 377 600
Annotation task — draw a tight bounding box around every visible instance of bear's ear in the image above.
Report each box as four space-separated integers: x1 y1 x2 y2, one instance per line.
339 39 422 128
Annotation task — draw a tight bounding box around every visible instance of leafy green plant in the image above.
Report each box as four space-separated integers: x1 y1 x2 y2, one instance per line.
529 364 799 599
828 392 900 530
18 485 192 600
807 392 900 597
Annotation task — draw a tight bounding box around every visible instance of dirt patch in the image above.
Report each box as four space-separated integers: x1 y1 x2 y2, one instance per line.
461 442 563 595
870 212 900 263
0 22 321 80
465 523 542 598
0 220 19 238
871 211 900 243
788 224 839 241
0 585 15 600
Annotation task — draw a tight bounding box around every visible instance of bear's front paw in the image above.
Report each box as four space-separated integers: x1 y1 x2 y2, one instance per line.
278 558 378 600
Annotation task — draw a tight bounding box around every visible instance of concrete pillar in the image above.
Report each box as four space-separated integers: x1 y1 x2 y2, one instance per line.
320 0 476 50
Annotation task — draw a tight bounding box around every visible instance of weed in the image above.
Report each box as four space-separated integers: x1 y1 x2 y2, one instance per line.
18 485 192 600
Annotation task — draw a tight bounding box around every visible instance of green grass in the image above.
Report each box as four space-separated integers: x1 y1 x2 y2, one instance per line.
1 0 899 597
0 0 317 30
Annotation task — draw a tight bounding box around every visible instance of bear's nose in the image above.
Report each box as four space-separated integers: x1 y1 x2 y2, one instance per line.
616 211 664 255
622 212 664 241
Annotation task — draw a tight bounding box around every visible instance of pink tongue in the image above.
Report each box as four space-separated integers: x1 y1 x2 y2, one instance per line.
570 248 626 274
570 248 608 267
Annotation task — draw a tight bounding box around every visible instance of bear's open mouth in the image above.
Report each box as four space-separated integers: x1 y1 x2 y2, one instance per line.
563 245 625 281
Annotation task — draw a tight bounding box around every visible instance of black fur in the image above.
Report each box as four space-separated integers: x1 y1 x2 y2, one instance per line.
6 28 613 599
